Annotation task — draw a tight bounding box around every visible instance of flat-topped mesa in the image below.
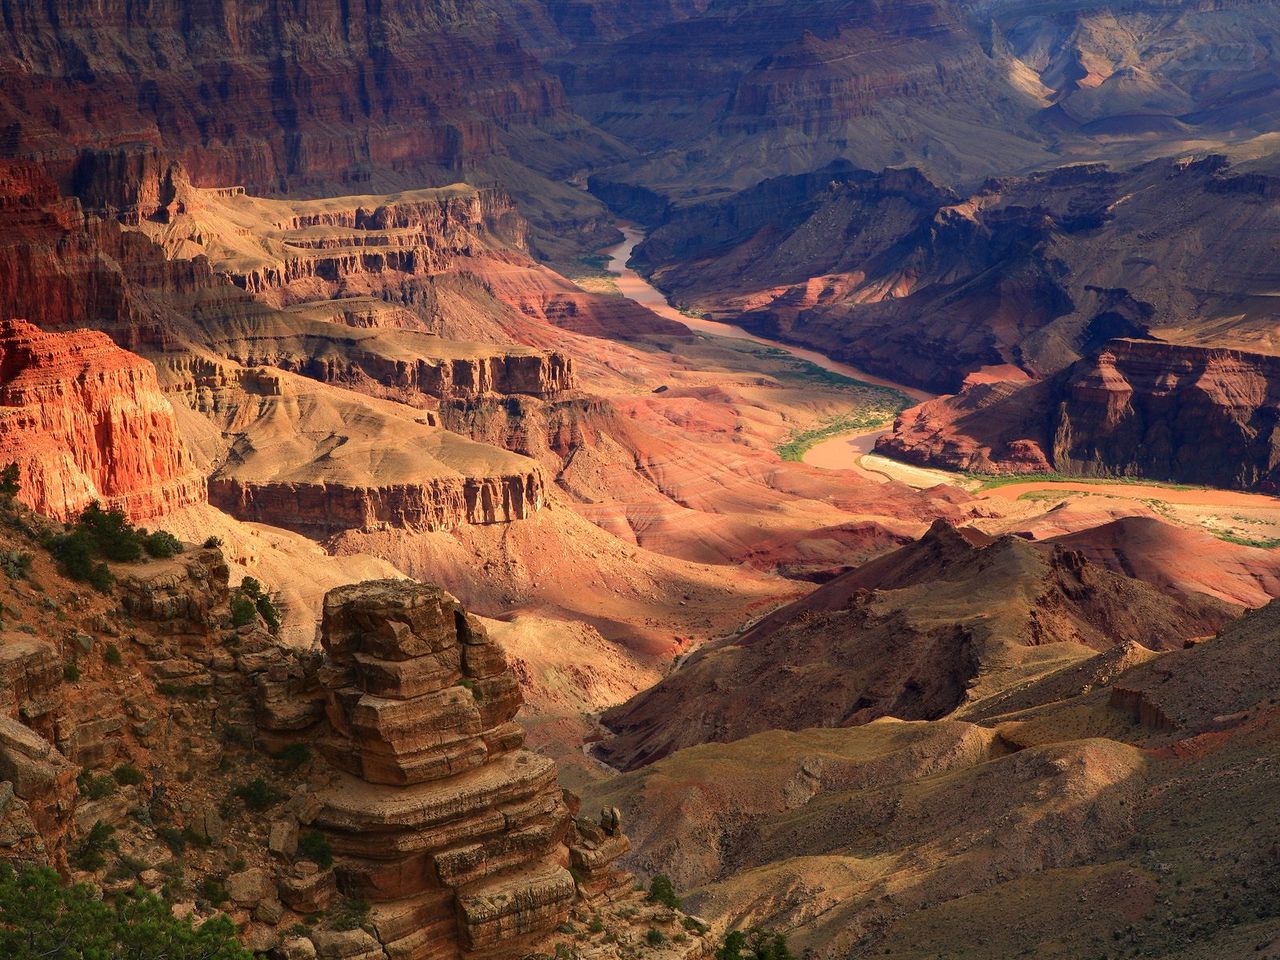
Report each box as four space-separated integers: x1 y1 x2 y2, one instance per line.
0 319 206 522
310 580 578 958
211 473 545 537
129 177 531 306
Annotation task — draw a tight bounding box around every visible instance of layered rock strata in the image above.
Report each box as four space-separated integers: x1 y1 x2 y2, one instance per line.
310 580 578 957
0 319 205 521
881 338 1280 490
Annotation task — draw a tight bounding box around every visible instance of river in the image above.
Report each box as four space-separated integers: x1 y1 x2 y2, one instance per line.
602 226 932 479
601 226 1280 511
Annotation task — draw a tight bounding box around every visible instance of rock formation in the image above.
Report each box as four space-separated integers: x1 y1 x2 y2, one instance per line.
599 519 1236 769
0 319 205 522
307 580 576 955
880 338 1280 491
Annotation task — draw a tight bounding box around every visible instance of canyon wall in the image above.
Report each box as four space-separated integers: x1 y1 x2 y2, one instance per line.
0 0 621 194
0 319 205 522
881 338 1280 491
210 473 545 537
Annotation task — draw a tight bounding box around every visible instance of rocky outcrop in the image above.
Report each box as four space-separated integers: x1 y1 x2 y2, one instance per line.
213 333 576 405
116 547 231 636
139 180 531 306
599 520 1236 769
210 469 544 537
881 338 1280 490
0 319 205 522
308 580 577 957
1050 339 1280 489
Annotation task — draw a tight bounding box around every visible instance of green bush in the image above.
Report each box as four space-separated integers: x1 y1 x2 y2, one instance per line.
717 929 794 960
77 504 144 563
646 929 666 946
0 549 32 580
648 873 682 909
196 876 230 908
255 594 281 634
272 743 312 771
0 863 251 959
156 826 187 855
233 777 283 812
297 830 333 869
142 530 183 559
62 662 81 682
0 463 19 500
104 643 123 667
72 821 116 871
229 595 257 628
77 772 115 800
326 897 371 932
239 576 262 599
46 505 182 591
112 763 144 786
203 535 224 549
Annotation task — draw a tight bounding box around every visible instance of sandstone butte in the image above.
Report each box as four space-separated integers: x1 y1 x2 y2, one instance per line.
878 338 1280 491
0 318 205 522
0 525 705 960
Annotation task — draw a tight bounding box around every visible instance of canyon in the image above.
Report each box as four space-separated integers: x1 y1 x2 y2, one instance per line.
4 1 1280 959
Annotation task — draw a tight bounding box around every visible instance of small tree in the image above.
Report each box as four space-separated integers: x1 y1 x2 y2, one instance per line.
0 863 251 959
648 873 682 909
229 594 257 628
0 463 19 500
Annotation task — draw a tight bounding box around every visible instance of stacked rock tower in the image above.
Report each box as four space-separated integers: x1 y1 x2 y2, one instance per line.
310 580 576 958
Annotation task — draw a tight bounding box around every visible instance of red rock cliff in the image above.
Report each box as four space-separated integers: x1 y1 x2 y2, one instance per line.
0 319 205 521
880 338 1280 491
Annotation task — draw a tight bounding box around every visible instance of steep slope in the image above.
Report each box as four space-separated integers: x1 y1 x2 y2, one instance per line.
880 338 1280 490
598 519 1235 768
575 0 1280 208
1046 516 1280 609
0 0 626 232
0 319 205 522
0 503 710 960
632 152 1280 393
584 596 1280 960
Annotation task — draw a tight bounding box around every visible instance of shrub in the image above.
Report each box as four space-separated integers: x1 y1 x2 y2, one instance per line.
77 504 144 563
203 535 224 549
104 643 123 666
297 829 333 869
0 863 251 959
0 463 19 500
112 763 144 786
648 873 682 910
229 594 257 628
255 594 281 634
239 576 262 599
45 505 182 590
718 929 794 960
272 743 311 771
646 929 666 946
72 821 116 870
62 662 81 683
196 875 230 907
233 777 283 812
0 549 32 580
326 897 371 932
156 826 187 855
142 530 183 559
77 772 116 800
